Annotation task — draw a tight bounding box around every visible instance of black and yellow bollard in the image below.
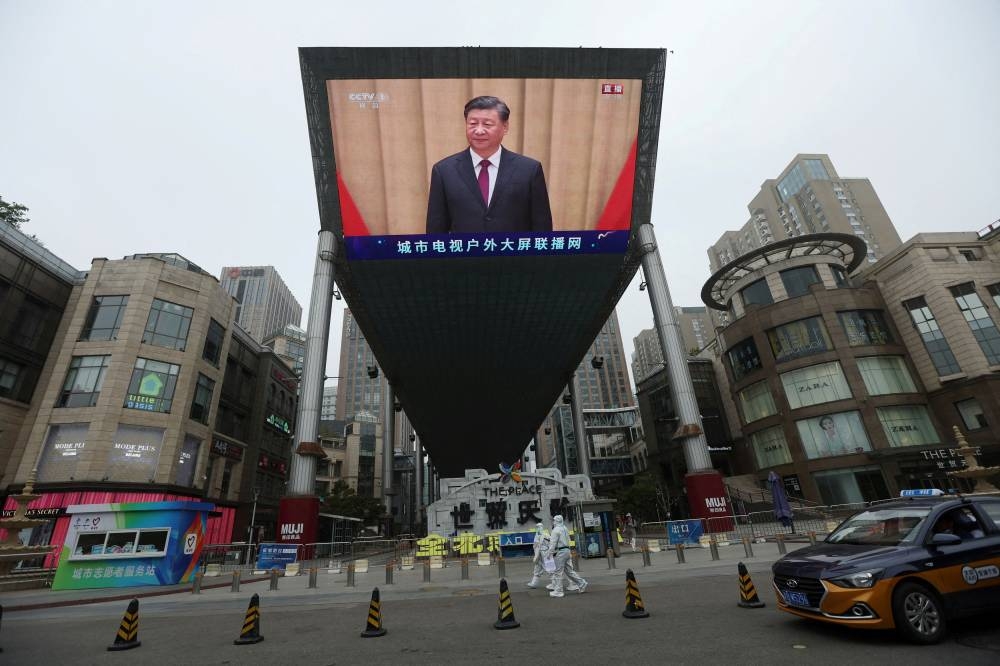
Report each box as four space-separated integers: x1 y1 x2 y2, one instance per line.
737 562 766 609
493 578 520 630
107 598 141 651
234 593 264 644
622 569 650 619
361 587 387 637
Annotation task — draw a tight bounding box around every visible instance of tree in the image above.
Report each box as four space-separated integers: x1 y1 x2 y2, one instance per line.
0 196 30 230
609 472 660 525
0 196 41 244
320 480 386 525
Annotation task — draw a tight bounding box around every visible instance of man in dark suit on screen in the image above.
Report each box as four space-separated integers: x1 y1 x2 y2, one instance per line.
426 96 553 234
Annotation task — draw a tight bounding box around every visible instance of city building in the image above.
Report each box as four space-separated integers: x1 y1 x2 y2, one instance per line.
1 250 299 557
218 265 302 345
321 384 337 421
635 357 739 519
536 310 636 471
263 323 306 376
701 232 993 505
0 224 81 483
857 229 1000 481
708 154 902 274
631 307 715 384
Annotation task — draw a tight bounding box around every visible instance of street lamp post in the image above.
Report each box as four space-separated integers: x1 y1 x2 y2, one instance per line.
246 487 260 565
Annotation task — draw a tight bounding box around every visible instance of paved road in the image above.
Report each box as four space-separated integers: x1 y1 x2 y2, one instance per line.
3 545 998 664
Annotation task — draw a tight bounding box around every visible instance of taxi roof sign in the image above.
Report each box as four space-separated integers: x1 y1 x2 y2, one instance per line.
900 489 945 497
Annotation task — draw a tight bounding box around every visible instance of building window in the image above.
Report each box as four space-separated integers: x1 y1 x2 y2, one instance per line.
124 357 180 413
955 398 988 431
189 373 216 425
876 405 939 448
142 298 194 351
58 355 111 407
838 310 894 346
958 249 980 262
903 296 961 376
107 424 165 482
740 278 773 307
950 283 1000 365
175 435 202 487
856 356 918 395
767 316 832 364
796 412 872 459
780 266 821 298
830 265 850 288
737 380 777 424
202 319 225 366
79 295 129 341
727 337 762 382
749 426 792 469
0 358 22 400
37 423 89 483
781 361 851 409
987 283 1000 311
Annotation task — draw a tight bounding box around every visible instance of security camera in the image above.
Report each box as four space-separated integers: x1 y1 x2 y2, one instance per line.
591 356 605 370
366 365 379 379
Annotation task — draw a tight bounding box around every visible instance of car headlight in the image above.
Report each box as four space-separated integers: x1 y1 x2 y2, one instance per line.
829 569 883 589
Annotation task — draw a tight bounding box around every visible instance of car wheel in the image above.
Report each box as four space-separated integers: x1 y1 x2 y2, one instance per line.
892 581 947 644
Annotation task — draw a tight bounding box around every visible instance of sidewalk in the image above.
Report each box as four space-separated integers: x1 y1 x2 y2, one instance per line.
3 540 802 612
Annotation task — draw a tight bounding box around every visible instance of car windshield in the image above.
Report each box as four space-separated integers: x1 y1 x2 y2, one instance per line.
827 507 933 546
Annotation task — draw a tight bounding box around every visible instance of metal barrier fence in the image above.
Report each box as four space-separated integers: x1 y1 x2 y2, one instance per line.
199 543 258 571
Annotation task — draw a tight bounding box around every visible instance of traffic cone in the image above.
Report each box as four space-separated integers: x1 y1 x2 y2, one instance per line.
361 587 387 637
622 569 649 619
494 578 520 629
737 562 766 609
107 598 141 651
233 593 264 644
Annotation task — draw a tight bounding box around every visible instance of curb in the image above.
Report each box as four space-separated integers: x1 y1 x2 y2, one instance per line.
5 575 270 613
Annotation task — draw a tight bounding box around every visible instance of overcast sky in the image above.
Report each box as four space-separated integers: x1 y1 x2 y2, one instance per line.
2 1 998 386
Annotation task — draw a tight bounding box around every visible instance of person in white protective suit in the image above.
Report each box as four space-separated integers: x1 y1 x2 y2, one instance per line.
526 522 551 588
547 514 587 597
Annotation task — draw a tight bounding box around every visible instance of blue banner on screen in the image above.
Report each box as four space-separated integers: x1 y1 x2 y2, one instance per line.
667 520 704 545
256 542 299 570
344 230 629 260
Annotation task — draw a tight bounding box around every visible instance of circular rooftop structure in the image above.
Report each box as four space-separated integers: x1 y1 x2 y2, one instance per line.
701 233 868 310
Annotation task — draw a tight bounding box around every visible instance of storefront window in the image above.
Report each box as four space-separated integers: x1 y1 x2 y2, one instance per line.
813 466 890 506
767 316 832 363
876 405 939 448
124 357 180 413
796 411 871 459
738 380 777 424
749 426 792 469
37 423 89 483
727 337 762 382
107 424 164 482
781 361 851 409
856 356 917 395
838 310 894 346
955 398 988 431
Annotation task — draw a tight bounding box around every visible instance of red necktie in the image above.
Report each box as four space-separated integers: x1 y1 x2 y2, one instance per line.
478 159 490 205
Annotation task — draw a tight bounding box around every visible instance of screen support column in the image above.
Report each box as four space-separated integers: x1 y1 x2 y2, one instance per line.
280 230 336 549
638 223 730 528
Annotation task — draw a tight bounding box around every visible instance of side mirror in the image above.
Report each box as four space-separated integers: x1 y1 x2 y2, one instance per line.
930 533 961 546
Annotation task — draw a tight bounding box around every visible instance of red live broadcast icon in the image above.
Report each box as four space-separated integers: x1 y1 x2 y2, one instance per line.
601 83 624 95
